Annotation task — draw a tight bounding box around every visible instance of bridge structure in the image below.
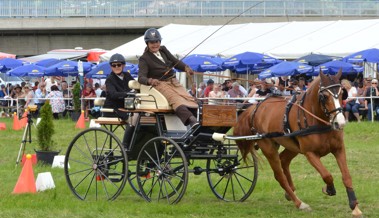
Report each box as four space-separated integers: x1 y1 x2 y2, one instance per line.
1 0 378 57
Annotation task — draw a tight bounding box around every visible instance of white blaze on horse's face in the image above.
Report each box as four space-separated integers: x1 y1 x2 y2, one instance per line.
332 97 346 130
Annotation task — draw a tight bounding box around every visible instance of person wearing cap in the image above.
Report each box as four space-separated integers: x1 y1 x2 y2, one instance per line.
203 79 214 98
103 53 136 148
364 78 379 121
138 28 198 127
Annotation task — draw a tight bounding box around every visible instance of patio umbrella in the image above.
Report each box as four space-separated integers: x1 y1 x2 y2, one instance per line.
312 60 363 76
35 58 64 67
0 58 25 72
294 53 341 66
6 65 46 77
343 48 379 63
85 62 137 79
182 54 224 72
222 51 279 70
259 61 314 78
235 62 277 74
45 60 93 76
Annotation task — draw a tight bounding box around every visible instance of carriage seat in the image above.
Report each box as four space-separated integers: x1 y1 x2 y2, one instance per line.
128 80 172 110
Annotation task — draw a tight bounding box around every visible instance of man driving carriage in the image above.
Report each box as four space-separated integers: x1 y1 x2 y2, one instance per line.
103 53 136 148
138 28 198 127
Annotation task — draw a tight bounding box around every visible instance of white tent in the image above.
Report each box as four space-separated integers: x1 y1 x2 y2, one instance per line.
100 19 379 61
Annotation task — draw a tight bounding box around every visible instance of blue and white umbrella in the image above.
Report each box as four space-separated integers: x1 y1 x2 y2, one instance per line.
259 61 314 78
182 54 224 72
222 51 279 73
85 62 138 79
0 58 25 72
6 65 46 77
45 60 93 76
343 48 379 63
312 60 363 76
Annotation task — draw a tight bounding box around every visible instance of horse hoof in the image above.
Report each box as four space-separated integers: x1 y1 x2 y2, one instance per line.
352 206 362 218
299 202 312 211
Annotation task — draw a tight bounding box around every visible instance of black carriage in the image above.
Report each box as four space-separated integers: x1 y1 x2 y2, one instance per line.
64 81 258 203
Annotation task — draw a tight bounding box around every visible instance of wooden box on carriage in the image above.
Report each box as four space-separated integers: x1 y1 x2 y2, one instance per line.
201 104 237 127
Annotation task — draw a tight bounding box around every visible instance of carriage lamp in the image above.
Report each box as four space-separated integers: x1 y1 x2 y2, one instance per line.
124 98 136 109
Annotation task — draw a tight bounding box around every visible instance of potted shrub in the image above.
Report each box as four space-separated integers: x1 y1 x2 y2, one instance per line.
35 100 60 165
71 82 81 121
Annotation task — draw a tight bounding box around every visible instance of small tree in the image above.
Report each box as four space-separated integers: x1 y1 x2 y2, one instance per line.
36 100 55 151
72 82 81 112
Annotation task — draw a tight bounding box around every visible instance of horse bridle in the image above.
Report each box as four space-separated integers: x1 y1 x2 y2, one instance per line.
319 83 343 124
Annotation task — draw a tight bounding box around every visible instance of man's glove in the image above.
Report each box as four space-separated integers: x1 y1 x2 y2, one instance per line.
185 66 194 75
148 78 160 86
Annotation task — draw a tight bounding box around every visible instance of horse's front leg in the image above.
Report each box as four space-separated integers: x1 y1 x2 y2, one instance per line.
304 152 336 196
333 147 362 217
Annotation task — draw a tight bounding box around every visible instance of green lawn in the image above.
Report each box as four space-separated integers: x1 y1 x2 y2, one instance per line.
0 117 378 218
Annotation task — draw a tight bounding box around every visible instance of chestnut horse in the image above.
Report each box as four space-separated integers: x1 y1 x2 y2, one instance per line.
234 71 362 216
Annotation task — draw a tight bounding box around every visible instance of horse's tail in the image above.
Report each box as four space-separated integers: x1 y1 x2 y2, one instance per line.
233 105 257 162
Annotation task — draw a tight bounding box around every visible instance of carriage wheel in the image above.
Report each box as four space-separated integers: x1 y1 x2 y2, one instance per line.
127 159 142 196
136 137 188 204
206 145 258 202
64 128 128 201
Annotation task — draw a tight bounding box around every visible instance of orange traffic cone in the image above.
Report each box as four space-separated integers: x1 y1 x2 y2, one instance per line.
19 109 28 128
12 112 21 130
75 110 86 129
0 122 6 130
12 154 36 194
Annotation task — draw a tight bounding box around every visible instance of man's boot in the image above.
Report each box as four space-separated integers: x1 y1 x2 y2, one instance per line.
122 125 135 150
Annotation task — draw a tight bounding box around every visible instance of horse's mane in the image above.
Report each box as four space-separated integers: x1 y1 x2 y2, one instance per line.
306 76 320 96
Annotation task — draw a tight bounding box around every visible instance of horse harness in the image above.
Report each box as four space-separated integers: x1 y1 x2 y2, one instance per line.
250 83 343 139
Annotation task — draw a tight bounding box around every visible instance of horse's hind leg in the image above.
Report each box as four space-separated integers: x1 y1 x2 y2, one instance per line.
259 140 310 210
304 152 336 196
279 149 298 200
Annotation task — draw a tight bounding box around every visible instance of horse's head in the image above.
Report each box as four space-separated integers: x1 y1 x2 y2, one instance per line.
318 70 345 130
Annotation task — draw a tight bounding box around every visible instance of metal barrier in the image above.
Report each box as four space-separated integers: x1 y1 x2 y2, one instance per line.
0 0 378 18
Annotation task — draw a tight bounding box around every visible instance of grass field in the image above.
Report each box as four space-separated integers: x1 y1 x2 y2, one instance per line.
0 117 378 218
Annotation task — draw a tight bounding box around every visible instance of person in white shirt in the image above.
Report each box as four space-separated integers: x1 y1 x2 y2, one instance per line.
94 83 103 97
208 83 225 105
44 76 59 93
341 79 360 122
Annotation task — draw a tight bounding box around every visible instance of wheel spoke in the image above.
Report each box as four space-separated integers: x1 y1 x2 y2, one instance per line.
95 131 110 163
83 173 96 200
68 158 93 167
72 143 93 163
233 172 247 196
67 167 92 176
222 175 231 199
